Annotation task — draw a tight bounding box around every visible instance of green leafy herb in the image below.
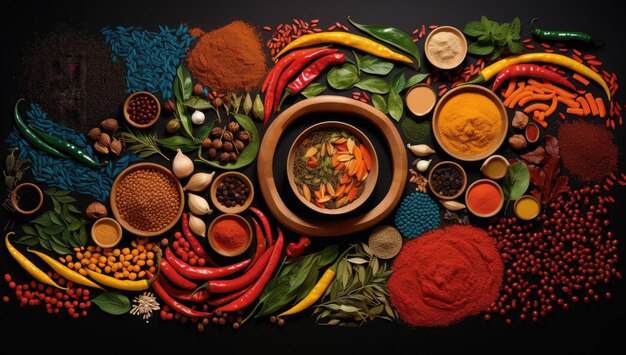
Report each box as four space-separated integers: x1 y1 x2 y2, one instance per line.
173 65 194 138
403 73 429 91
463 16 523 59
502 161 530 201
356 54 394 75
355 77 390 94
371 94 388 114
116 128 169 160
156 135 199 153
387 89 403 121
301 83 327 98
348 17 420 67
327 63 360 90
390 68 406 93
92 292 131 315
184 96 213 110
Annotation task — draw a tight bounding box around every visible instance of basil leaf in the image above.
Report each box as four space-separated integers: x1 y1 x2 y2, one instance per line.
301 83 327 98
355 77 390 94
318 245 339 267
176 100 193 139
295 267 320 302
177 65 193 101
468 42 495 56
92 292 131 315
480 16 491 33
463 20 485 37
157 135 197 147
494 23 509 46
388 89 403 121
255 278 294 318
30 213 51 226
52 199 62 215
78 222 88 246
22 225 36 236
503 162 530 201
491 46 506 60
50 241 71 255
14 235 39 247
402 74 429 91
509 17 521 37
348 17 420 67
358 55 394 76
327 63 360 90
390 68 406 93
49 211 63 226
372 94 388 114
508 39 524 54
184 97 213 110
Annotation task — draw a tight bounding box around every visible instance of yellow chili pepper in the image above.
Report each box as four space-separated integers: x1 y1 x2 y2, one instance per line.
86 269 150 291
28 248 105 290
273 32 413 64
277 268 336 318
4 232 66 290
465 53 611 100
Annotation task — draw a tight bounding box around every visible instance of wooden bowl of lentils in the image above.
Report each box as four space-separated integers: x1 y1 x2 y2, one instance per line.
123 91 161 129
110 162 184 237
428 160 467 200
210 171 254 214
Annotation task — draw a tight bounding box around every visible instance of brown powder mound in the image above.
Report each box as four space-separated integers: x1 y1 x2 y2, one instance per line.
187 21 268 93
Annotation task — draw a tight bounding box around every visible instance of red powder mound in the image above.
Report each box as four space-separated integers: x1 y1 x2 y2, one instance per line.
388 225 503 327
558 122 618 183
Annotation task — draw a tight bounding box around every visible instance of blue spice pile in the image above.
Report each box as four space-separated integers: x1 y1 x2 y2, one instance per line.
101 24 195 98
394 192 440 239
5 104 141 202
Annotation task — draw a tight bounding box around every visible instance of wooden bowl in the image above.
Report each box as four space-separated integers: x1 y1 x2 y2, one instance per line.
123 91 161 129
110 162 184 237
286 121 379 215
514 195 541 221
432 85 508 161
465 179 504 218
428 161 467 200
208 214 252 257
480 154 510 180
210 172 254 214
91 218 123 248
424 26 468 70
11 183 43 215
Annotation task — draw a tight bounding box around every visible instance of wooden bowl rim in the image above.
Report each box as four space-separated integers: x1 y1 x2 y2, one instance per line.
210 171 255 214
480 154 510 180
464 178 504 218
432 85 508 162
91 217 123 248
123 91 161 129
110 162 184 237
11 182 43 215
514 194 541 220
286 120 379 215
208 213 253 257
428 160 467 200
424 25 468 70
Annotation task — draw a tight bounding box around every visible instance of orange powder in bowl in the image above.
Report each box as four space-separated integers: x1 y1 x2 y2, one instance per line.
467 181 502 216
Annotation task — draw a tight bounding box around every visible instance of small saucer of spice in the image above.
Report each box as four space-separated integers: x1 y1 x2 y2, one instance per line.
11 183 43 215
91 217 123 248
428 161 467 200
210 171 254 214
368 225 403 260
406 84 437 117
424 26 467 70
208 214 252 257
123 91 161 128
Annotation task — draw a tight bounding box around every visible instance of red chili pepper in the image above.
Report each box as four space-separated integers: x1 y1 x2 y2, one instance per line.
262 49 313 93
245 217 267 271
206 287 249 307
286 235 311 258
149 272 213 318
158 274 209 303
181 213 218 267
206 246 274 293
159 258 198 290
215 227 284 313
249 207 273 248
165 247 250 281
272 48 339 112
492 64 576 91
287 53 345 95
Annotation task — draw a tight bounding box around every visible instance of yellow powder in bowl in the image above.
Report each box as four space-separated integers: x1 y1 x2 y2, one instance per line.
437 92 502 157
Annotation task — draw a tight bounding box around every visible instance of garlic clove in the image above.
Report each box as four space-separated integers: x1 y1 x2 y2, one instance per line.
187 193 213 216
191 110 206 125
188 213 207 238
183 172 216 192
406 143 435 157
416 159 432 172
173 149 194 179
440 200 466 211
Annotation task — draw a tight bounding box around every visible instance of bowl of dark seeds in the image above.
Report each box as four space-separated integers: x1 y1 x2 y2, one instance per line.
210 171 254 214
428 161 467 200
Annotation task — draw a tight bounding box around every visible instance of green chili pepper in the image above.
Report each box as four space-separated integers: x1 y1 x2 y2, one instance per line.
531 18 594 43
348 16 420 68
13 99 69 159
29 126 107 169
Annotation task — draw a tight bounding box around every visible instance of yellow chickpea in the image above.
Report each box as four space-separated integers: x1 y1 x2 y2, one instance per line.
81 258 90 266
79 269 88 276
122 261 131 267
138 271 146 278
131 249 139 257
104 266 112 274
76 252 84 260
123 270 130 278
87 246 95 252
132 265 141 273
90 257 98 265
67 262 74 269
137 260 146 267
122 247 131 255
147 252 155 259
73 264 82 271
114 272 123 279
124 254 133 261
94 267 102 273
113 249 121 257
149 266 157 274
146 243 154 251
128 272 137 280
99 256 107 264
87 263 96 271
95 246 103 253
132 256 139 263
111 264 118 272
131 240 138 248
146 259 154 267
138 253 147 260
98 262 106 268
137 244 145 253
84 251 92 259
65 255 73 262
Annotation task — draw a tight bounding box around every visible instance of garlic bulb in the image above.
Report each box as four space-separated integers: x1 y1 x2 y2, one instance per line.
173 149 194 179
188 213 207 238
416 159 432 172
191 110 205 125
183 172 215 192
440 200 466 211
407 143 435 157
187 193 213 216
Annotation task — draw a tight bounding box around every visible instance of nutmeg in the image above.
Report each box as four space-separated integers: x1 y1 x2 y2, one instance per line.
508 134 527 150
222 131 234 142
163 100 176 113
98 133 112 147
193 83 204 96
512 111 529 130
202 138 212 149
88 127 102 140
228 121 240 133
85 202 108 219
234 140 245 152
110 139 123 156
94 141 109 154
100 118 119 132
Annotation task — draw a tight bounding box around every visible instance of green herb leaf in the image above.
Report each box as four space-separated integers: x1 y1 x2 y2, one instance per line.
480 16 491 32
318 245 339 267
175 100 194 139
55 195 76 204
50 241 71 255
507 38 524 54
355 77 390 94
357 55 394 75
402 74 429 91
49 211 62 226
157 135 198 153
52 199 61 215
388 89 403 121
327 63 360 90
468 42 495 56
14 235 39 246
348 17 420 67
255 278 294 318
46 224 67 234
503 162 530 201
390 68 406 93
22 225 36 236
77 222 88 246
301 83 327 98
92 292 131 315
463 21 486 37
116 129 169 160
195 122 214 141
184 97 213 110
30 213 51 227
494 23 510 46
509 17 521 37
491 46 506 60
372 94 388 114
177 65 193 101
40 239 51 251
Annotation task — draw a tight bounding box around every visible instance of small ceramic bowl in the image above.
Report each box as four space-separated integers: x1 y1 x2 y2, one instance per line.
405 84 437 117
91 218 123 249
480 155 510 180
11 183 43 215
424 26 468 70
465 179 504 218
525 122 540 143
514 195 541 221
210 172 255 214
123 91 161 129
208 214 253 257
428 161 467 200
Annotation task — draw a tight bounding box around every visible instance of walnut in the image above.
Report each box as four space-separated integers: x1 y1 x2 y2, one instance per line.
86 202 108 219
88 127 102 140
508 134 527 150
512 111 529 130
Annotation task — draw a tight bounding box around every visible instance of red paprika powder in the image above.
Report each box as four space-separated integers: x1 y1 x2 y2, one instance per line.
467 181 502 215
212 217 250 251
388 225 503 327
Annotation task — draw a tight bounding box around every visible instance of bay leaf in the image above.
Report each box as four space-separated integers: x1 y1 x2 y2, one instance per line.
92 291 131 315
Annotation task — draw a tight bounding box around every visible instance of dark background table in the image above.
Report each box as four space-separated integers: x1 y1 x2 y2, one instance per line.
1 0 625 353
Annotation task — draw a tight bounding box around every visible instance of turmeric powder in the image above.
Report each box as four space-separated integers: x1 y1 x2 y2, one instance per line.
437 92 502 157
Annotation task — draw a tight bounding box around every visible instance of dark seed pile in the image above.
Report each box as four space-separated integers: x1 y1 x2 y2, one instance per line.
431 165 463 196
216 176 250 208
21 25 126 132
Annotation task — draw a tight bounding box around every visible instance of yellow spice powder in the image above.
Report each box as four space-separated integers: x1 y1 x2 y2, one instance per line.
437 92 502 156
93 220 120 246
